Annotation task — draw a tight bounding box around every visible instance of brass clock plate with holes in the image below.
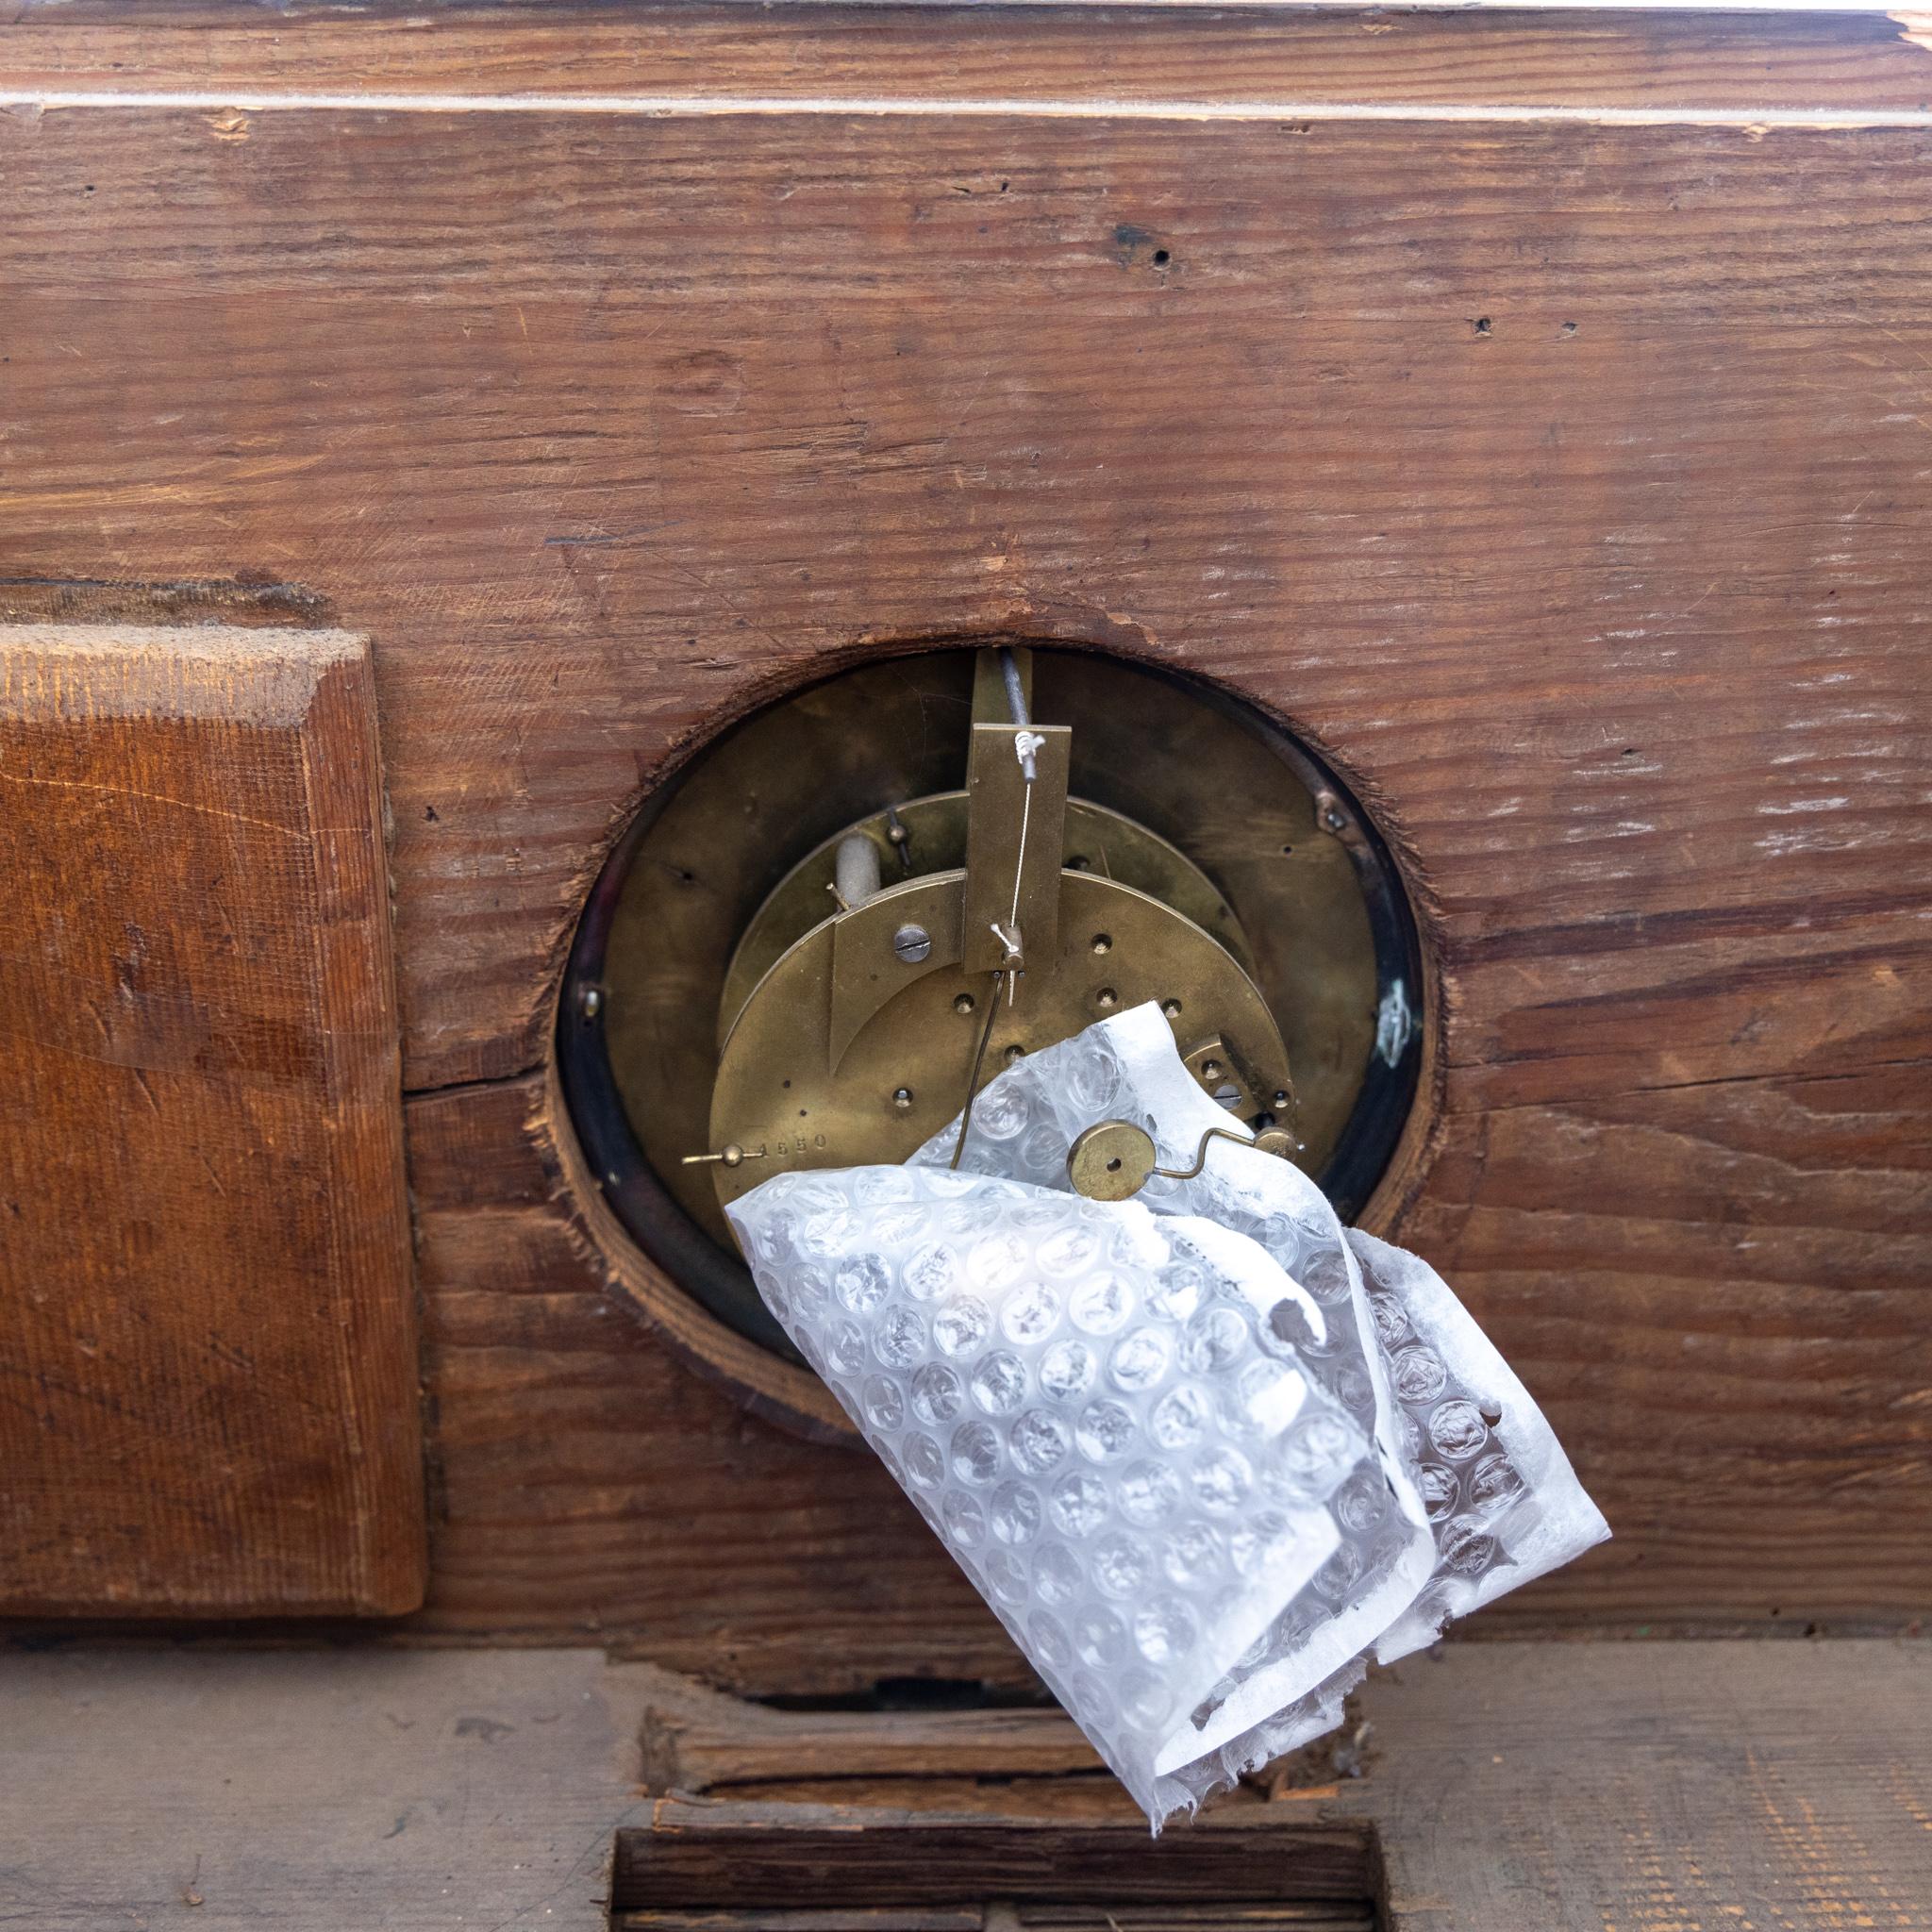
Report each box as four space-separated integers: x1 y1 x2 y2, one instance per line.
704 869 1290 1218
717 791 1253 1040
559 645 1423 1361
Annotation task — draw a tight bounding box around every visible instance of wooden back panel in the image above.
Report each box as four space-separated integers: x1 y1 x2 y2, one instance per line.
0 5 1925 1659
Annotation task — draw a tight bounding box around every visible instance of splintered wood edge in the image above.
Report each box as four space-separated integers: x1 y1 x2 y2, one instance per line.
635 1663 1100 1794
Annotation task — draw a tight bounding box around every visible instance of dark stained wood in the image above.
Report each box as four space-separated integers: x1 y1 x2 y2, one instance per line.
0 10 1927 1647
630 1659 1355 1822
1014 1914 1373 1932
614 1915 1359 1932
613 1812 1377 1907
0 623 425 1615
1012 1912 1371 1932
613 1915 1374 1932
629 1775 1143 1819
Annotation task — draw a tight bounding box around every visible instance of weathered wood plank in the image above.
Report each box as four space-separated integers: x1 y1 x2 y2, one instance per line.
638 1662 1101 1791
4 1642 1924 1929
6 2 1932 115
1357 1637 1932 1931
0 624 425 1616
611 1915 1374 1932
628 1643 1932 1931
0 1646 658 1931
614 1811 1377 1907
0 23 1926 1644
399 1058 1925 1673
2 108 1925 1091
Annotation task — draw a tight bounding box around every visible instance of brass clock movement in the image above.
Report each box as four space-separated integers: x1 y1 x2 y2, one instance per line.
561 645 1421 1360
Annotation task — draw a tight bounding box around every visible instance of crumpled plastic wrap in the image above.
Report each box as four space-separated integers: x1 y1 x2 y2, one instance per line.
727 1002 1608 1828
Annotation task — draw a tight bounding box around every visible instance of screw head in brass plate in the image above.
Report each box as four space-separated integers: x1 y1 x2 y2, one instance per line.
1068 1120 1159 1202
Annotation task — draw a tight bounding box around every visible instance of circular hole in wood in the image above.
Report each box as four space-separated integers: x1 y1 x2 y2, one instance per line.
556 641 1426 1385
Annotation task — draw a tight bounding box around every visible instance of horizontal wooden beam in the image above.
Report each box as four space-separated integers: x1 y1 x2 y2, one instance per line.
4 5 1932 118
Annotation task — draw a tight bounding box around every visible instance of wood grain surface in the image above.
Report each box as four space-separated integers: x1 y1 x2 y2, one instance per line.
614 1910 1374 1932
617 1812 1375 1907
626 1640 1932 1932
6 2 1932 116
1357 1637 1932 1930
0 624 425 1615
8 1642 1920 1930
639 1663 1102 1792
0 1645 659 1931
0 9 1927 1648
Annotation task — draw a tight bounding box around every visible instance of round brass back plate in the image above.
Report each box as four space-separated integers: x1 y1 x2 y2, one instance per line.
705 869 1291 1228
558 645 1424 1362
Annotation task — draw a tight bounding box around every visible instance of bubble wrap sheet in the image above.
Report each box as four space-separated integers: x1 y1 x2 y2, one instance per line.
728 1003 1607 1828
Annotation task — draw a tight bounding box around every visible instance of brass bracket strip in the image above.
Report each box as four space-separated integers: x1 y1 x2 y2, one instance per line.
962 721 1070 976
